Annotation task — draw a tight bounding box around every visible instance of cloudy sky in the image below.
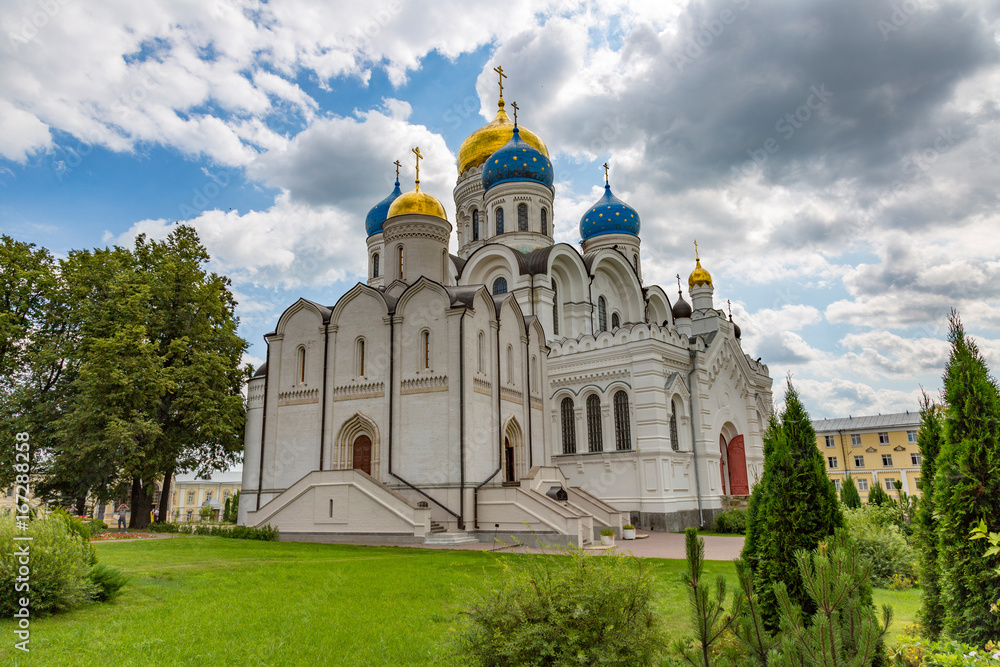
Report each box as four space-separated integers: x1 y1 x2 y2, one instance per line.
2 0 998 418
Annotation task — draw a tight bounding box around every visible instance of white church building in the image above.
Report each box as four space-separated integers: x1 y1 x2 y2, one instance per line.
239 81 773 546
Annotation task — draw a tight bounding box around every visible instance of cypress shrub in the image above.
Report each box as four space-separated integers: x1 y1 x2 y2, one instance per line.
915 391 945 638
933 313 1000 644
841 474 862 509
741 379 843 629
867 482 891 507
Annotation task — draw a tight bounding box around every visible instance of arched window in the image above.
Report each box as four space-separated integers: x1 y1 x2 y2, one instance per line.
478 331 485 373
506 345 513 383
561 397 576 454
611 312 620 330
614 390 631 450
587 395 603 452
670 401 680 451
472 209 479 241
372 253 380 278
397 246 404 280
541 208 548 236
517 203 528 231
492 277 508 295
422 331 430 369
297 347 306 384
356 338 365 377
598 296 608 332
495 207 505 234
552 283 559 336
531 355 538 392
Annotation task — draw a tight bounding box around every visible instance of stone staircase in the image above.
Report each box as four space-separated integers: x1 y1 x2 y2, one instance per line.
429 520 446 534
424 531 479 545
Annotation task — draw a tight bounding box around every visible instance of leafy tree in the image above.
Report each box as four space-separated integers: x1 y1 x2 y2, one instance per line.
866 482 891 507
0 236 57 486
742 379 843 629
933 312 1000 644
914 391 945 638
840 475 862 509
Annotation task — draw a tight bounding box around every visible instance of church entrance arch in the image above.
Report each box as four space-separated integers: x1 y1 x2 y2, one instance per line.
502 419 524 484
353 435 372 476
336 413 381 476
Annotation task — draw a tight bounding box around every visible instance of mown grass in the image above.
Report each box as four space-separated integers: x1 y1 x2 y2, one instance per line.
0 536 918 666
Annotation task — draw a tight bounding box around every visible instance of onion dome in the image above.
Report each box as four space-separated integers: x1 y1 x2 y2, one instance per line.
365 178 402 236
672 293 692 319
457 98 549 175
580 183 641 241
386 188 447 220
482 126 553 192
688 258 712 289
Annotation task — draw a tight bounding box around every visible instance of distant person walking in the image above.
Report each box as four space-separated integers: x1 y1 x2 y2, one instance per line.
117 503 129 532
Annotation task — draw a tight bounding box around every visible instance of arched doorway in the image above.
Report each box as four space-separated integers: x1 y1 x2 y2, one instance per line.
352 435 372 476
504 437 515 483
502 419 524 484
727 435 749 495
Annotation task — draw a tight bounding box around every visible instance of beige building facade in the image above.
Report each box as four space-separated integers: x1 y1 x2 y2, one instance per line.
813 412 924 500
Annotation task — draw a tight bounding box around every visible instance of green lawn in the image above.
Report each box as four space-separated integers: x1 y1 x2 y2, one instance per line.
0 536 919 666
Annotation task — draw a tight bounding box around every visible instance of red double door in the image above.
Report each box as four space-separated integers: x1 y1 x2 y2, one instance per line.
724 435 749 495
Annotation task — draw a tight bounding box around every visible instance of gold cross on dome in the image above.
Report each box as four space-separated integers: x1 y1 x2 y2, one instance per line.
493 65 507 98
602 162 610 184
511 101 518 124
412 147 422 189
393 160 402 179
694 239 700 261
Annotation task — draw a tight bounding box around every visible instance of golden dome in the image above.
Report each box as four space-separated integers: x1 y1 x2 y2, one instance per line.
386 188 448 220
688 259 713 289
457 98 549 175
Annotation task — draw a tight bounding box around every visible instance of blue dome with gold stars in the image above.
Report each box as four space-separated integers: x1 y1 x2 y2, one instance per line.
580 183 640 240
482 126 554 192
365 178 403 236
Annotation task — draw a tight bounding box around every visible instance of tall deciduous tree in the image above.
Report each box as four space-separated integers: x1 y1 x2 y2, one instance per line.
915 390 945 639
742 378 843 629
933 313 1000 644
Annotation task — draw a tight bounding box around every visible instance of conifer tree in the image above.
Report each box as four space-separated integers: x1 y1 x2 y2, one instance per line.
741 379 843 629
866 482 891 507
840 474 862 509
934 313 1000 644
914 391 944 638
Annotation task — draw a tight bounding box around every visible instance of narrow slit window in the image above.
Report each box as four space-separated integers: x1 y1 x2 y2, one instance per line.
561 397 576 454
517 203 528 231
495 208 505 234
587 395 603 452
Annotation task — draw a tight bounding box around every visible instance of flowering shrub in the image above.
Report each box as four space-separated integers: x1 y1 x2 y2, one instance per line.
893 637 1000 666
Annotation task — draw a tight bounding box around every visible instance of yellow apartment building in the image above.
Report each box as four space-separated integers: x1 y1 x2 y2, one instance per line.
812 412 924 501
169 467 242 522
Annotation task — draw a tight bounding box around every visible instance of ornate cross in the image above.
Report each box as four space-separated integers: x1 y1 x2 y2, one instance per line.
393 159 401 179
511 101 518 124
493 65 507 97
676 273 682 292
727 299 732 319
412 147 422 188
694 239 700 260
602 162 610 184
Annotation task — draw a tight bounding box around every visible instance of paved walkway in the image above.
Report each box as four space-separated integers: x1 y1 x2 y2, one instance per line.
357 531 745 561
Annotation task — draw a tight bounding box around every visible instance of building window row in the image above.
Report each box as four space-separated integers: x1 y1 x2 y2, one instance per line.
469 205 550 242
560 391 632 454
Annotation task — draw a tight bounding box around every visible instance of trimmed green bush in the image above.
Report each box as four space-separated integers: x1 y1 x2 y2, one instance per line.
457 543 664 666
88 519 108 536
0 513 97 616
712 509 747 534
88 563 127 602
145 522 277 540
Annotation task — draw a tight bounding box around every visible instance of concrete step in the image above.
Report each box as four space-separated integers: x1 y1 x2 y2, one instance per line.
429 521 446 534
424 531 480 545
